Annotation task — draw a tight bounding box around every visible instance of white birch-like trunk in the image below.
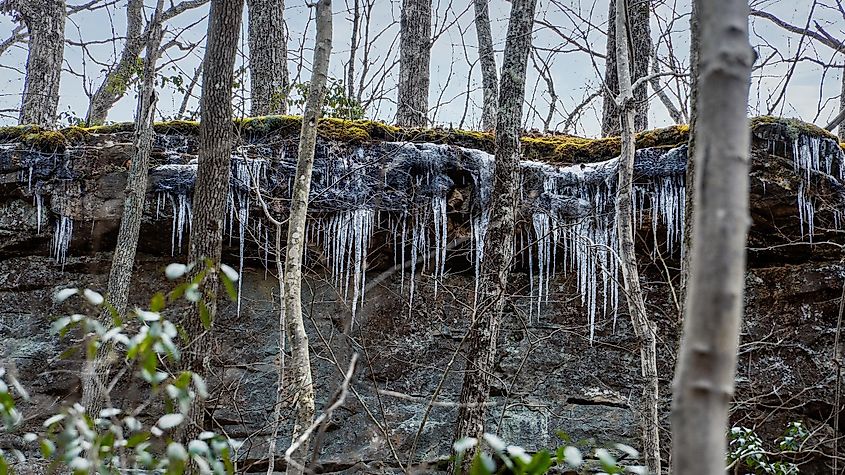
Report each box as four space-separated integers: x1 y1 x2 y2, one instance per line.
613 1 661 472
283 1 332 473
671 0 754 472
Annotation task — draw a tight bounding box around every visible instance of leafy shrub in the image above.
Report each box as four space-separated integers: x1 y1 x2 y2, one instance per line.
0 262 240 474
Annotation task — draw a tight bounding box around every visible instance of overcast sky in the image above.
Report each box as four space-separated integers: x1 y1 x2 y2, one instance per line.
0 0 842 137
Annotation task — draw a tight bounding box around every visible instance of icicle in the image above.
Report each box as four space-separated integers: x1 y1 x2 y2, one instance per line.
431 195 447 295
321 209 374 326
52 215 73 266
34 193 43 234
168 193 192 256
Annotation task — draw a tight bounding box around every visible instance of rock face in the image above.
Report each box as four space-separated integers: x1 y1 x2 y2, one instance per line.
1 117 844 473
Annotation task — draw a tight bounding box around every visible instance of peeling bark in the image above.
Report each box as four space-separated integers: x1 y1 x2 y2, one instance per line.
396 0 431 127
247 0 289 116
671 0 754 472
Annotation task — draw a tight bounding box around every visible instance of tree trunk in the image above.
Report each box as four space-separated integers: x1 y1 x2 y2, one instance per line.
670 0 753 472
346 0 359 101
3 0 65 127
183 0 244 444
85 0 209 125
452 0 537 466
613 1 661 472
681 0 699 301
839 72 844 141
247 0 288 116
80 0 166 417
601 0 650 137
395 0 431 127
283 0 331 472
473 0 498 131
85 0 144 125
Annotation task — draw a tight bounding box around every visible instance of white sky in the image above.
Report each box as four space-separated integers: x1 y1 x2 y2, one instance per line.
0 0 842 137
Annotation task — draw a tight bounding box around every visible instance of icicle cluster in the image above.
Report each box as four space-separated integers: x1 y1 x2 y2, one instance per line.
52 215 73 266
10 124 845 337
789 134 845 240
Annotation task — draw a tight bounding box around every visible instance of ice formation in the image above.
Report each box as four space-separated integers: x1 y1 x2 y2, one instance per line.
52 215 73 266
789 134 845 241
3 123 844 338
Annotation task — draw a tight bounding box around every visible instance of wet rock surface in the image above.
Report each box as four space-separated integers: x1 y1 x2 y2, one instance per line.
0 118 844 472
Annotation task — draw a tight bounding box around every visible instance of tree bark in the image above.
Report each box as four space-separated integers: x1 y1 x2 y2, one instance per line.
839 68 845 142
395 0 431 127
2 0 65 127
670 0 753 473
473 0 498 131
601 0 650 137
452 0 537 466
681 0 699 301
84 0 209 125
183 0 244 444
283 0 331 472
80 0 166 417
247 0 288 116
85 0 144 125
613 1 661 472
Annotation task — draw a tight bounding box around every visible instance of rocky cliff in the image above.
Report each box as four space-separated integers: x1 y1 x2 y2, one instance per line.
0 116 844 473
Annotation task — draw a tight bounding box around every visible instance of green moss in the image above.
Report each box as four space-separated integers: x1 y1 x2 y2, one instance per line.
751 116 838 141
83 122 135 134
520 124 690 164
22 131 67 152
61 126 90 144
153 120 200 135
0 125 42 143
2 114 837 165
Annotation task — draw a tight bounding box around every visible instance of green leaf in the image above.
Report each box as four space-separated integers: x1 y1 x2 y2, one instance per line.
198 300 211 330
126 432 150 448
150 292 166 312
469 452 495 475
220 272 238 302
525 450 552 475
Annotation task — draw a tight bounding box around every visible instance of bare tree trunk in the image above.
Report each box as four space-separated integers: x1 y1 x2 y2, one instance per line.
613 1 660 473
395 0 431 127
247 0 288 116
473 0 497 130
84 0 208 125
1 0 65 127
85 0 144 125
346 0 359 101
670 0 754 472
183 0 244 444
80 0 166 417
452 0 537 467
283 0 331 472
601 0 650 137
839 72 845 141
681 0 699 301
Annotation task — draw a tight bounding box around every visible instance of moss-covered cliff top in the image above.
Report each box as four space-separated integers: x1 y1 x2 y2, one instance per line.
0 115 840 164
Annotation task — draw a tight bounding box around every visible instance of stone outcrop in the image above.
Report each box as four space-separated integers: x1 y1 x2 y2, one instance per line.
0 116 844 473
